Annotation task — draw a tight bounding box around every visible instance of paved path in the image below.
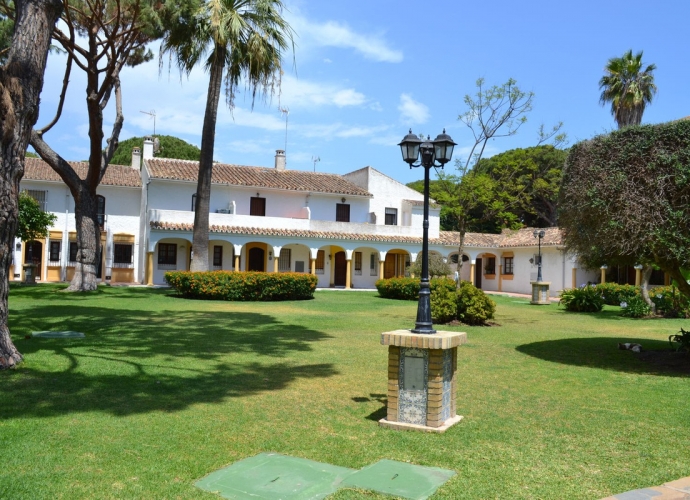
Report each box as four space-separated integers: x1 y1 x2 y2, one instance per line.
601 477 690 499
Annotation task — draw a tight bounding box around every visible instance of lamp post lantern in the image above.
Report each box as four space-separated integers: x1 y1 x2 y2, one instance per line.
398 129 456 334
533 229 545 282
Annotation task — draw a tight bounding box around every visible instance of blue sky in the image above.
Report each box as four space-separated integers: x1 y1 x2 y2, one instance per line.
34 0 690 185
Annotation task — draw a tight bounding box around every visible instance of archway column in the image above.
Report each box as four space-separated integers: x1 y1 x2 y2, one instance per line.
146 252 153 285
345 258 352 289
378 251 387 280
498 264 503 291
310 258 316 275
470 259 476 286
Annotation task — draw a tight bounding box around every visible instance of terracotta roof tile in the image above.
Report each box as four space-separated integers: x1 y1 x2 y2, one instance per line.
146 158 373 197
24 158 141 187
150 223 563 248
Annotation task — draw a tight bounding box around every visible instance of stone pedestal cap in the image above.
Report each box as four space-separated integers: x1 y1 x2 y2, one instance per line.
381 330 467 350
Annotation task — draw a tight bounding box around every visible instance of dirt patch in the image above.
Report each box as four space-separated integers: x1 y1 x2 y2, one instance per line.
635 350 690 374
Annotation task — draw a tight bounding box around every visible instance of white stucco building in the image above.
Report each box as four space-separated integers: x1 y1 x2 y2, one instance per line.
16 139 599 295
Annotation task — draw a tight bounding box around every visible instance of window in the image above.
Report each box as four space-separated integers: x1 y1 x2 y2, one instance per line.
354 252 362 275
213 245 223 267
96 195 105 229
385 208 398 226
335 203 350 222
295 261 305 273
315 250 325 274
114 244 133 265
49 241 61 262
26 190 47 211
484 257 496 275
158 243 177 267
191 194 196 212
450 254 459 264
278 248 291 272
504 257 514 275
69 242 78 263
370 253 378 276
250 197 266 216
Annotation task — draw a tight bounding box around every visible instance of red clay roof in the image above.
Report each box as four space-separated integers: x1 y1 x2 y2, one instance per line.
24 158 141 187
146 158 373 197
150 223 562 248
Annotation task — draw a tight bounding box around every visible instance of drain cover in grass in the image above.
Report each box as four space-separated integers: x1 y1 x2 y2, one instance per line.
32 331 85 338
340 459 456 500
195 452 356 500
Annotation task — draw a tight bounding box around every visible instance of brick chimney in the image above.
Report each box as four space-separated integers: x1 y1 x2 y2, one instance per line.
275 149 286 171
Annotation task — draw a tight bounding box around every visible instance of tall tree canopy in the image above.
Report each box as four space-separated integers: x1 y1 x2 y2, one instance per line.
109 135 201 166
160 0 294 272
599 49 657 128
559 120 690 304
0 0 62 368
29 0 163 291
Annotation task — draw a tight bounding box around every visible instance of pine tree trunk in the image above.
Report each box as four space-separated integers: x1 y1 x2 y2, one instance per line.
190 54 225 272
65 185 101 291
0 0 62 368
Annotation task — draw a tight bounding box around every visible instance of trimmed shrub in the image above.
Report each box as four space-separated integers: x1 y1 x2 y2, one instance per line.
595 283 639 306
431 281 457 324
375 277 419 300
164 271 317 301
649 286 690 318
456 281 496 325
559 285 604 312
375 276 456 301
619 295 652 318
406 253 451 278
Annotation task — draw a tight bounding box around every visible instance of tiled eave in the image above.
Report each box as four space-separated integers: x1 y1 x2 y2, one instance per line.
151 221 439 245
150 222 563 249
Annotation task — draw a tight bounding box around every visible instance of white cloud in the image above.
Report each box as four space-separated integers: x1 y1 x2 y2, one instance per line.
398 94 429 125
280 75 367 109
289 14 403 63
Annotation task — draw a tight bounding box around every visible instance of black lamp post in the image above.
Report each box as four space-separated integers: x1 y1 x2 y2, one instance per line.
533 229 545 282
399 129 456 334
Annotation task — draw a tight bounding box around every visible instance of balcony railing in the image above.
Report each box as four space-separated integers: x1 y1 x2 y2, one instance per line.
148 209 436 238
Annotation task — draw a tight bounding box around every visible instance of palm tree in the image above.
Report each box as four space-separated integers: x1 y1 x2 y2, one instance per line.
599 49 657 128
160 0 293 271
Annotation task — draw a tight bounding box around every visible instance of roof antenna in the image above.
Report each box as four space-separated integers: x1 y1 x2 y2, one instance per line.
312 156 320 172
279 106 289 161
140 110 156 137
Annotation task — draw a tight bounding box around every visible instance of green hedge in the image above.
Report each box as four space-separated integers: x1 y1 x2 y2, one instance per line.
164 271 317 301
376 277 495 325
559 285 604 312
595 283 640 305
375 277 456 300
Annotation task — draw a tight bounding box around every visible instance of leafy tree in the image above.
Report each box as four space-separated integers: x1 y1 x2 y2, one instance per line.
599 49 657 128
474 145 567 227
29 0 164 291
0 0 62 368
17 191 56 242
109 135 201 166
160 0 294 271
559 120 690 308
407 252 451 278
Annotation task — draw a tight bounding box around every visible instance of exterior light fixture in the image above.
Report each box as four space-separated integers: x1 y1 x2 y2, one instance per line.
398 129 456 334
533 229 545 282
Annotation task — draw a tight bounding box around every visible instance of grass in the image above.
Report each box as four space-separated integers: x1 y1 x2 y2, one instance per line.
1 284 689 499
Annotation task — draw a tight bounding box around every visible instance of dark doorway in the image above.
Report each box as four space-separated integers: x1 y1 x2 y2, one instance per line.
248 247 265 272
334 251 347 287
24 241 42 280
96 248 103 279
475 258 482 289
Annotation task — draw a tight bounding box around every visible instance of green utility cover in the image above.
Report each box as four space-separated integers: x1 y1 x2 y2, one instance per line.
195 453 356 500
31 331 85 338
340 459 456 500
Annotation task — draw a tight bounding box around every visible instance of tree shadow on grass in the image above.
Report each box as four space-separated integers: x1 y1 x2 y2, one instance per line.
516 337 689 377
2 304 337 418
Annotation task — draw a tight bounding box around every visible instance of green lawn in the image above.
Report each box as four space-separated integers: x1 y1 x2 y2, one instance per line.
1 284 689 499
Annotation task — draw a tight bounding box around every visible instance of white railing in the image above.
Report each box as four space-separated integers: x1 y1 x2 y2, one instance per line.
148 209 433 238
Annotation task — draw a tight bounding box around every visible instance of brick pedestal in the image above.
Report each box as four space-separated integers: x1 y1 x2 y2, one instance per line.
379 330 467 433
530 281 551 305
